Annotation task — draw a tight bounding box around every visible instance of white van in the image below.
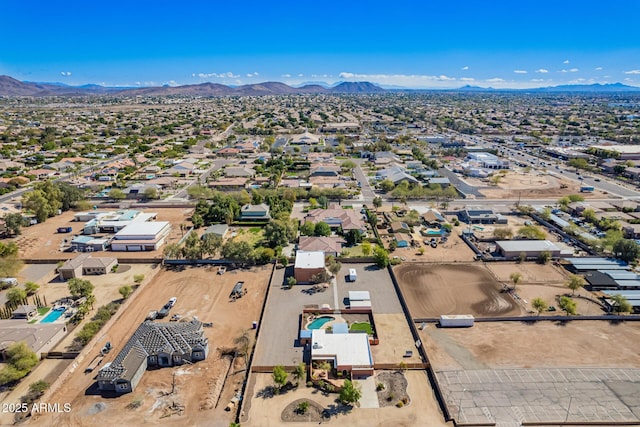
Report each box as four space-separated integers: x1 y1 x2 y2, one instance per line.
348 269 357 282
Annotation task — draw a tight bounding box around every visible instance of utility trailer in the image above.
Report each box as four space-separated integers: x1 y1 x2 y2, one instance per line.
439 314 475 328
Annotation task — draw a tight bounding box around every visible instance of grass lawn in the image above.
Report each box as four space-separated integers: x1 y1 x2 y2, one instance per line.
350 322 374 335
38 307 50 315
232 227 265 246
341 243 377 257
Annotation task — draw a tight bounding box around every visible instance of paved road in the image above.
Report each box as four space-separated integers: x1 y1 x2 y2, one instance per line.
353 161 376 201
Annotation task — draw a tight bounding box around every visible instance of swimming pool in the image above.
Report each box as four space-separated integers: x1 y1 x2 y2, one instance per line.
307 316 334 330
41 307 66 324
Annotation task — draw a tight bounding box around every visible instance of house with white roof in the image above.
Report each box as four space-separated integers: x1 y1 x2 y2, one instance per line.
310 329 374 377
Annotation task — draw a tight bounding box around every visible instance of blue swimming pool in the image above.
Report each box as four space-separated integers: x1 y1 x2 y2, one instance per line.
308 316 334 330
41 307 66 324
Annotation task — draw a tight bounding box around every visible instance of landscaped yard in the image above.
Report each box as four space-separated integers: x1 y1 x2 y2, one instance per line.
231 227 265 246
350 322 374 335
341 243 379 257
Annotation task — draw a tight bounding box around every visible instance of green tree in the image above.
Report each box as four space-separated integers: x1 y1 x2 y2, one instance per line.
300 221 315 236
4 213 25 236
24 281 39 296
118 285 133 299
191 212 204 229
345 229 363 246
221 241 255 263
264 220 290 248
566 274 585 296
314 221 331 237
67 278 94 298
143 187 159 200
558 296 577 316
133 274 145 284
272 365 288 391
493 228 513 239
509 272 522 290
108 188 126 200
22 190 50 223
201 234 223 258
0 342 38 385
518 225 546 240
373 196 383 209
612 239 640 263
292 363 306 386
537 250 552 264
328 260 342 277
340 160 356 172
609 294 632 313
339 379 362 405
373 246 390 268
379 179 395 192
362 241 372 256
6 287 27 306
532 297 548 315
296 400 309 414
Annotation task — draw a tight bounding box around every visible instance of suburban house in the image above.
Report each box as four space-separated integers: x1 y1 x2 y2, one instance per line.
96 320 208 394
304 204 366 232
58 253 118 280
290 131 321 146
390 222 411 234
310 329 374 378
81 210 158 234
294 250 326 284
298 236 346 257
110 221 171 251
421 209 446 227
202 224 229 240
239 204 271 221
209 177 247 192
70 235 110 252
376 166 419 185
458 207 508 224
310 164 340 177
621 222 640 239
224 167 255 178
0 321 67 361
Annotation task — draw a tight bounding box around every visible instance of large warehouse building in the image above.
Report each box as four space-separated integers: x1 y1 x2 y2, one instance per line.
110 221 171 251
496 240 562 259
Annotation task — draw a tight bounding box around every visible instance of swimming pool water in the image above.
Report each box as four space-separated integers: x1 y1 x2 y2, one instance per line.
308 316 334 330
41 307 66 324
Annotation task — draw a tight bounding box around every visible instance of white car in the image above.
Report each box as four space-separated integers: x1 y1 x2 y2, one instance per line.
168 297 177 307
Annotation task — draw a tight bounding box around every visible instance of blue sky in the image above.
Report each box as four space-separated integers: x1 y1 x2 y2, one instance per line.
2 0 640 88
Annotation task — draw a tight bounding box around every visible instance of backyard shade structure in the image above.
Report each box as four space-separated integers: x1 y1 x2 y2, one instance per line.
96 319 208 394
294 250 326 284
310 329 373 377
495 240 562 259
11 305 37 320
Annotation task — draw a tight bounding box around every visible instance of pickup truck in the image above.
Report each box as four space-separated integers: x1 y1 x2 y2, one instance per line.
157 305 171 319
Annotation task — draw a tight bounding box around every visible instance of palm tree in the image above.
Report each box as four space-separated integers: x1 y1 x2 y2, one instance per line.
531 297 547 316
509 272 523 291
292 363 306 386
86 294 96 310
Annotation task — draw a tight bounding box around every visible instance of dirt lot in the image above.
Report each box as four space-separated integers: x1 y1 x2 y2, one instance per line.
394 263 522 318
422 320 640 370
11 207 193 260
475 171 607 199
389 225 477 263
28 265 270 427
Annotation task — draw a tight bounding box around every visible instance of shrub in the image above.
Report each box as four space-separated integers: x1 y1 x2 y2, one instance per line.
376 382 385 391
396 401 404 408
133 274 145 283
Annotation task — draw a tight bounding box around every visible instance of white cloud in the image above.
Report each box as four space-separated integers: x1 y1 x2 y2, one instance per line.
245 72 260 78
195 72 239 79
536 69 549 73
595 67 603 71
513 70 528 74
164 80 179 87
487 78 505 82
460 77 475 82
563 60 570 64
530 79 545 82
60 71 72 76
561 68 579 73
281 74 291 78
339 72 455 82
624 70 640 75
461 66 469 70
298 73 304 77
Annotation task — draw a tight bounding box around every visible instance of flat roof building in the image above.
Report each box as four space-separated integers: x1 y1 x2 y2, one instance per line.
496 240 562 259
310 329 373 378
294 250 326 284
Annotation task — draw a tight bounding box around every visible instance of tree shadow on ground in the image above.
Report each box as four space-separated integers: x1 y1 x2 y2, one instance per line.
323 401 354 418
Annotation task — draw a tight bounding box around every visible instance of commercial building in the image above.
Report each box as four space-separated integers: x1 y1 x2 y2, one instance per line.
96 319 208 394
294 250 326 284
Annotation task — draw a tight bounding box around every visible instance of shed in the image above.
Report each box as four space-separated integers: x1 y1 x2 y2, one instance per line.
12 305 37 320
294 250 326 284
349 291 371 301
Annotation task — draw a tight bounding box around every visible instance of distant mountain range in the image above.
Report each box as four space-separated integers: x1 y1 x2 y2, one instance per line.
1 75 639 97
0 76 385 97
